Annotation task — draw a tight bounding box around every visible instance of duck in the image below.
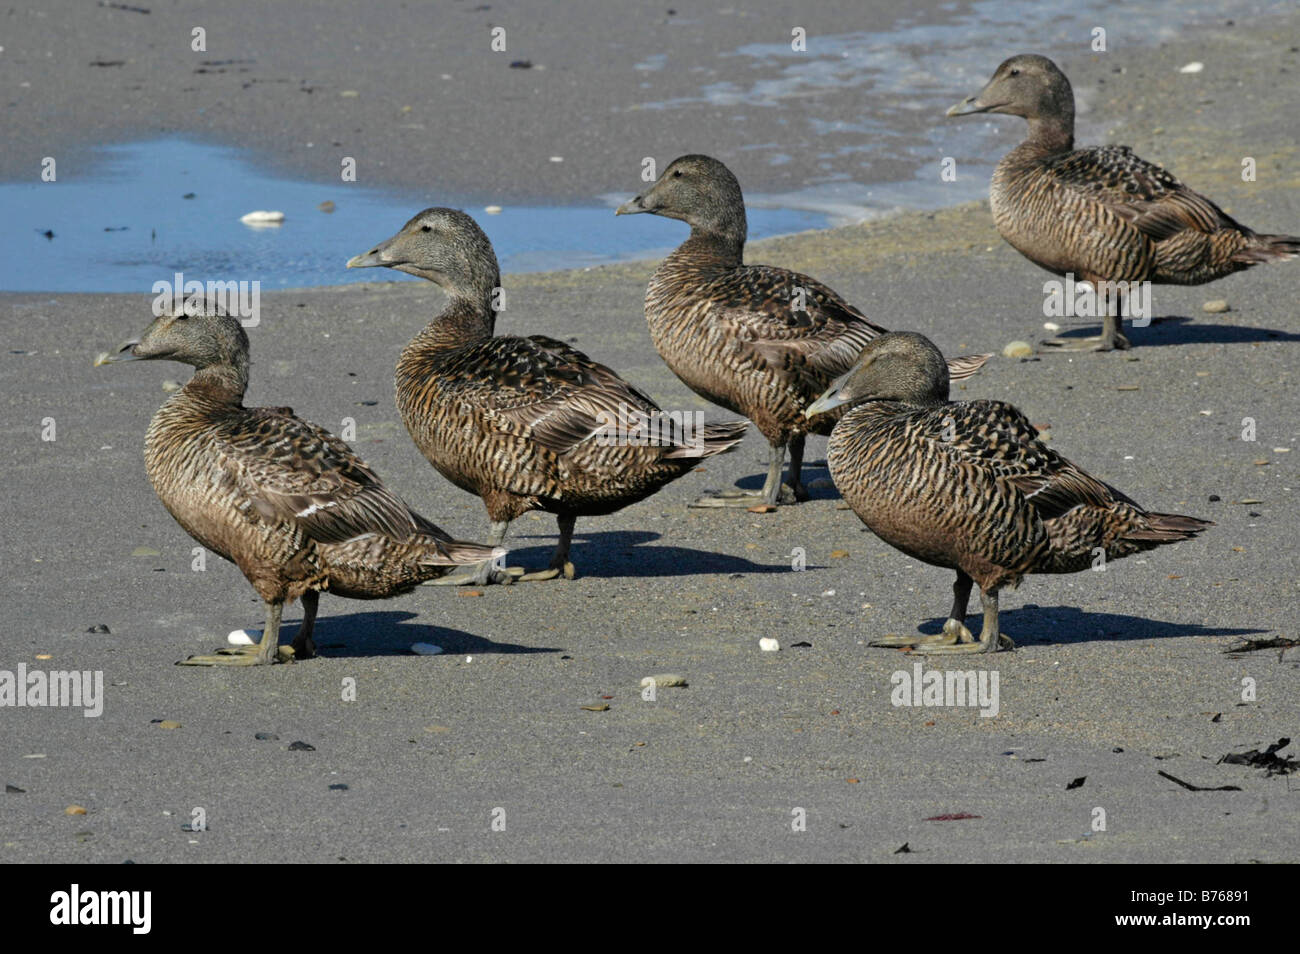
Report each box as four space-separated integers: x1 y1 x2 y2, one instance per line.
949 54 1299 351
616 154 992 508
805 331 1212 653
95 302 498 666
347 208 748 585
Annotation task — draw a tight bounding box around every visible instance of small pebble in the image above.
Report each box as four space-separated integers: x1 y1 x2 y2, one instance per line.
318 200 336 213
759 638 780 652
65 805 87 815
85 624 110 634
830 549 849 559
1179 61 1204 73
410 642 443 655
254 732 279 741
288 741 315 751
161 379 181 392
1003 340 1033 358
1042 321 1060 332
809 477 835 490
1202 299 1230 313
580 703 610 711
132 546 161 557
329 783 349 791
640 674 687 688
484 205 503 215
6 784 26 794
157 720 181 730
509 60 532 69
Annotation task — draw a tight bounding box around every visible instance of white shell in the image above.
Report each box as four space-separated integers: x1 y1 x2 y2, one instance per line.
227 629 256 645
759 638 780 652
484 205 503 215
1178 62 1204 74
240 210 286 226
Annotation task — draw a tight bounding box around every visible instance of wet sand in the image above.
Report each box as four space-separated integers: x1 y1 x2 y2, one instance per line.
2 2 1299 863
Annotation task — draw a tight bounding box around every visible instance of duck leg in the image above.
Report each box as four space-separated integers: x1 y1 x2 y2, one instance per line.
920 587 1015 654
518 513 578 581
691 442 797 508
870 572 975 649
786 435 811 502
427 521 524 586
179 600 287 666
291 589 319 659
1041 280 1133 352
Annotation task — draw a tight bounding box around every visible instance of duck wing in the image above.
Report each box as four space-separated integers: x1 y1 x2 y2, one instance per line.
705 265 887 384
937 400 1133 520
213 407 432 544
1048 145 1241 241
439 335 701 459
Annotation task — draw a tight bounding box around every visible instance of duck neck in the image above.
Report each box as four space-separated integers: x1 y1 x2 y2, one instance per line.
182 360 248 407
675 227 745 268
1021 114 1074 156
413 295 495 353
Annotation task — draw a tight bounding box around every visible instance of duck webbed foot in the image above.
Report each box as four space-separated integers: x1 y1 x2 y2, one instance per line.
1040 332 1132 352
1041 312 1133 352
869 619 970 651
691 444 797 507
426 559 521 587
179 602 289 666
515 514 578 581
912 589 1013 654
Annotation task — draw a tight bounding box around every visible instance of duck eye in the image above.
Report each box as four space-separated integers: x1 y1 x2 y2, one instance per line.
672 170 683 178
421 225 433 232
1009 68 1020 76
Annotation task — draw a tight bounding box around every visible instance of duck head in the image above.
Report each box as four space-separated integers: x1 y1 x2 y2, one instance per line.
616 154 747 248
947 54 1074 128
347 207 501 303
95 299 249 372
805 332 950 416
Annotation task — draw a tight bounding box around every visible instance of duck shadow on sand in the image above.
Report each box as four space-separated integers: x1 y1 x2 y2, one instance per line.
291 610 559 658
1044 315 1300 348
917 605 1267 647
502 529 791 578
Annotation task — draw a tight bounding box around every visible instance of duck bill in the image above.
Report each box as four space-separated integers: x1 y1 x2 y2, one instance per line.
346 234 402 269
804 392 848 418
947 89 1004 117
93 339 143 366
615 194 651 216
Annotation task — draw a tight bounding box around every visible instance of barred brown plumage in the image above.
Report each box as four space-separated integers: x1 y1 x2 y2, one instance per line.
348 207 747 585
808 332 1212 653
617 154 992 508
96 304 498 667
950 54 1299 351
